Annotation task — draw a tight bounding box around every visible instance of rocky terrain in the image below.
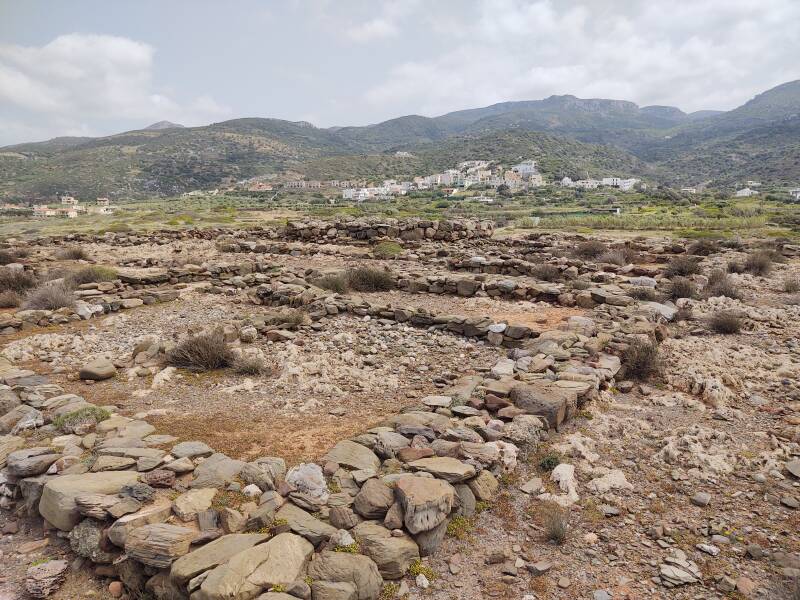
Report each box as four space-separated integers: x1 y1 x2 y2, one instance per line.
0 217 799 600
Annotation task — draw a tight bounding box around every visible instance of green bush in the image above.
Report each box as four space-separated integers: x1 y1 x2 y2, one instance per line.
53 406 110 431
538 452 562 472
373 241 403 259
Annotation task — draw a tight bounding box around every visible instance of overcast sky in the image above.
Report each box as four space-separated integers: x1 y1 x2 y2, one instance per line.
1 0 798 145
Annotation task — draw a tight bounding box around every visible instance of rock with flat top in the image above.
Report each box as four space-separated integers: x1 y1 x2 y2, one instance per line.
352 521 419 580
170 533 269 585
323 440 380 472
125 523 196 568
25 559 69 598
173 488 217 521
394 476 454 534
275 502 337 546
79 358 117 381
408 457 476 483
306 551 383 600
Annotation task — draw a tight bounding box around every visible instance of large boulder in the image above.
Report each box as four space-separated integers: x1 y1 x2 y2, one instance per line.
393 476 455 534
39 471 139 531
194 533 313 600
190 452 245 488
352 522 419 580
170 533 269 586
107 500 173 547
353 479 394 520
79 358 117 381
323 440 380 472
306 551 383 600
6 447 60 477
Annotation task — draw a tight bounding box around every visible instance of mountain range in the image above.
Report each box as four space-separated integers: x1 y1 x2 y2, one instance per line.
1 80 799 200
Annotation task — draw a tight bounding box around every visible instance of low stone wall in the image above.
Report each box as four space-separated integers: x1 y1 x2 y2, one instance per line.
283 218 495 242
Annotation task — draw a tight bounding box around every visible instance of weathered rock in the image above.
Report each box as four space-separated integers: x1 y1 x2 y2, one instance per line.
173 488 217 521
79 358 117 381
190 453 245 488
306 551 383 600
39 471 139 531
408 457 476 483
352 521 419 579
90 455 136 472
25 559 69 598
412 518 448 556
323 440 380 472
170 533 269 585
74 493 119 519
107 500 173 547
194 533 313 600
510 382 575 430
353 479 394 519
275 502 337 546
310 581 357 600
467 470 499 502
69 518 116 563
7 447 60 477
125 523 196 568
171 440 214 459
394 476 455 534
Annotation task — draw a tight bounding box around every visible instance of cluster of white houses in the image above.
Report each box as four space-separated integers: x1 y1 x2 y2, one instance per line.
30 196 116 218
560 176 642 191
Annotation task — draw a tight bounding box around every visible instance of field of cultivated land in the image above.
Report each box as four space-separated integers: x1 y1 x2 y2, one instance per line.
0 217 799 600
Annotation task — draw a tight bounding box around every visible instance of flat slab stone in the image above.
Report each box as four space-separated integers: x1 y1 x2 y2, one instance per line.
323 440 380 472
275 502 337 546
172 440 214 459
125 523 196 568
408 457 476 483
170 533 269 585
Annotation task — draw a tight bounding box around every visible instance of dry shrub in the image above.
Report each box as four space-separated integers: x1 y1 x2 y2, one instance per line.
687 239 719 256
570 279 592 291
0 290 22 308
675 307 693 322
232 355 269 376
783 277 800 293
744 251 773 276
665 256 702 277
346 267 395 292
540 502 569 544
574 240 607 259
707 311 742 334
0 268 38 293
0 250 16 265
726 260 745 274
264 308 308 328
65 266 118 287
668 277 696 300
23 282 74 310
314 273 349 293
166 332 234 371
622 338 661 380
705 269 741 299
531 264 561 282
628 286 658 301
56 246 89 260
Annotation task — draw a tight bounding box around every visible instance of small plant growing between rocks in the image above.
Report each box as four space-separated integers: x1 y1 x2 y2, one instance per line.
379 583 400 600
167 332 234 371
541 502 569 544
65 266 118 287
373 241 403 258
314 273 349 293
538 451 562 472
665 256 702 277
667 276 696 300
333 542 360 553
0 290 22 308
408 559 436 581
628 286 658 301
0 268 38 294
744 251 773 276
783 277 800 293
726 260 745 274
232 355 269 376
707 311 742 334
475 500 491 513
53 406 110 432
687 239 719 256
23 282 74 310
531 263 561 282
346 267 395 292
705 269 741 299
55 246 89 260
574 240 607 259
446 515 475 540
269 585 287 593
622 339 661 380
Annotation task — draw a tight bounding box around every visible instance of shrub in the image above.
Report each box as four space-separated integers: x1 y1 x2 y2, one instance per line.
373 241 403 259
0 268 38 293
263 308 308 328
726 261 745 274
346 267 395 292
65 266 118 287
232 355 269 376
668 277 696 300
166 332 234 371
408 559 436 581
744 251 773 276
446 515 475 540
575 241 607 259
597 250 626 266
622 339 661 380
0 250 16 265
541 502 569 544
687 239 719 256
55 246 89 260
53 406 110 432
538 452 562 472
531 264 561 282
23 282 74 310
705 270 741 299
314 273 349 294
675 307 693 322
570 279 592 291
628 286 658 301
0 290 22 308
707 311 742 334
665 256 702 277
783 277 800 293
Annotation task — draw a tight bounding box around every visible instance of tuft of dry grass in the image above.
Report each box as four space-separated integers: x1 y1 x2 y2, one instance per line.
346 267 395 292
744 251 773 276
705 269 741 299
665 256 702 277
687 239 719 256
0 268 38 294
668 276 696 300
23 282 74 310
65 266 118 287
314 273 349 294
0 250 16 265
166 332 234 371
0 290 22 308
531 264 561 282
574 241 607 259
55 246 89 260
232 355 270 376
707 311 742 334
540 502 569 544
622 338 661 380
783 277 800 294
628 286 658 301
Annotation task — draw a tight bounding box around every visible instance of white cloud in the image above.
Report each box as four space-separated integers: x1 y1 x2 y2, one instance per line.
363 0 800 117
344 0 420 43
0 33 231 143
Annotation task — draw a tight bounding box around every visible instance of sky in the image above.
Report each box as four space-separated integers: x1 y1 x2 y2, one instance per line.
1 0 799 145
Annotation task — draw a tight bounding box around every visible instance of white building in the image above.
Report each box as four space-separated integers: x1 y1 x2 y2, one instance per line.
512 160 538 176
575 179 600 189
734 187 759 197
617 178 640 191
60 195 78 205
789 188 800 201
601 177 620 187
681 187 697 194
560 177 575 187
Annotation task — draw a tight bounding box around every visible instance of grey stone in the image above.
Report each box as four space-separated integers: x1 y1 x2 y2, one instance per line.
306 551 383 600
352 521 419 579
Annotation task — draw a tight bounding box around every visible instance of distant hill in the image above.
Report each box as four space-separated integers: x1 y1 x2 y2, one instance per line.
1 80 799 199
144 121 185 130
